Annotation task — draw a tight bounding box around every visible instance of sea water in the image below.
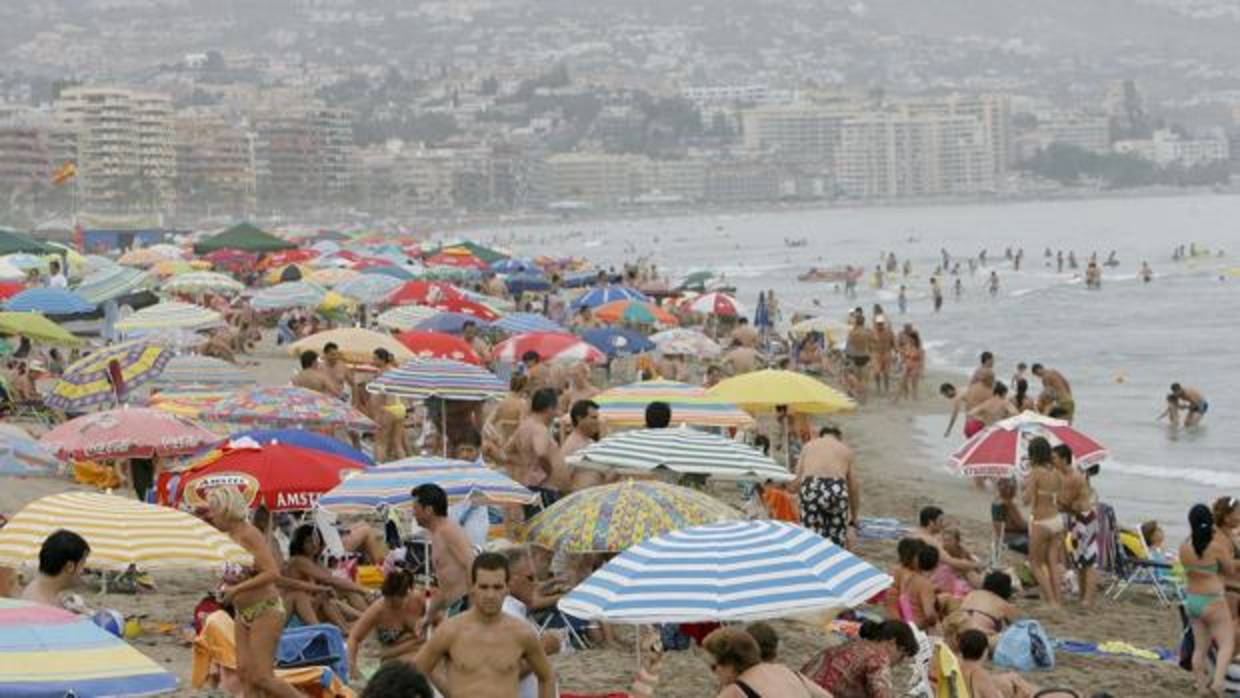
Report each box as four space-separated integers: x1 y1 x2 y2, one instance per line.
497 193 1240 536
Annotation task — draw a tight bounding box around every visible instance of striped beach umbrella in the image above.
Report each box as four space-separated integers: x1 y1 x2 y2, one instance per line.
649 328 722 358
0 598 180 696
320 456 535 513
582 327 656 358
570 285 648 309
376 304 439 331
687 291 745 318
558 520 893 623
41 407 218 461
594 300 678 327
307 267 360 287
74 266 152 304
521 480 742 554
0 427 60 478
948 411 1108 478
150 355 256 392
2 288 93 315
46 339 173 411
594 379 754 428
115 301 225 336
492 312 565 335
367 358 506 401
416 311 485 334
337 274 403 305
249 281 325 311
162 271 244 296
203 386 376 432
0 492 250 572
0 312 83 346
566 425 791 482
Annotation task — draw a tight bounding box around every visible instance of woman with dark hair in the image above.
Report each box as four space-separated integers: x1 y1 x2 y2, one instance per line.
1022 436 1064 607
899 543 940 631
884 538 923 621
956 571 1021 643
284 524 373 629
346 570 425 679
703 626 831 697
1011 378 1035 412
1180 503 1235 695
802 620 918 697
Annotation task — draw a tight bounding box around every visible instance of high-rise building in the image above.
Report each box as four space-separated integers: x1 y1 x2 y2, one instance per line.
1037 113 1112 154
0 106 52 201
899 94 1011 178
253 103 355 210
741 104 850 165
835 112 994 199
174 115 257 214
543 152 646 207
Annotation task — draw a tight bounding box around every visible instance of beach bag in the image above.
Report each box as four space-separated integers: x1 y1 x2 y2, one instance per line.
659 623 691 651
994 619 1055 672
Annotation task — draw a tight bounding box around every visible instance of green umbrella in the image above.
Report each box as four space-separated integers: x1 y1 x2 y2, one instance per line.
0 311 84 346
676 270 715 291
193 222 296 254
0 229 55 256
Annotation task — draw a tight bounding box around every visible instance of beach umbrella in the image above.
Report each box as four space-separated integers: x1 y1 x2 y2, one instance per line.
649 328 722 358
320 456 535 514
948 411 1108 478
429 240 508 264
0 427 60 477
307 267 360 287
259 248 318 269
249 281 326 311
0 598 180 696
262 263 311 285
567 425 792 482
194 222 295 254
0 280 23 298
426 296 500 322
571 285 649 309
162 438 365 512
2 287 93 315
336 274 403 304
708 369 855 415
492 332 606 364
367 358 506 401
492 258 539 274
0 312 83 346
461 289 514 313
46 339 173 411
376 304 439 331
202 386 376 432
0 491 249 572
789 317 843 343
359 265 417 281
224 428 373 466
416 311 485 334
687 291 745 318
521 480 742 554
425 250 489 270
558 520 893 623
162 271 245 296
74 266 152 304
594 379 755 429
1 253 47 273
115 301 225 336
41 407 217 461
150 355 256 392
118 247 177 268
393 331 482 364
594 300 678 327
289 327 413 365
389 280 464 306
582 327 656 358
201 249 259 274
492 312 565 335
505 272 552 295
0 229 53 255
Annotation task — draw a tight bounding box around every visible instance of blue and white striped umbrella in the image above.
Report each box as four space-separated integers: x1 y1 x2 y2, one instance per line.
367 358 506 401
75 267 152 304
570 285 649 309
336 274 403 304
492 312 564 335
376 304 439 331
566 425 791 482
250 281 325 311
319 456 535 513
115 301 224 336
3 288 94 315
582 327 656 357
491 258 539 274
416 311 482 334
559 520 893 623
0 425 60 478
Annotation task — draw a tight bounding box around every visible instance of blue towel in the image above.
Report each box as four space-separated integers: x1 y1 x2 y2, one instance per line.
278 624 349 684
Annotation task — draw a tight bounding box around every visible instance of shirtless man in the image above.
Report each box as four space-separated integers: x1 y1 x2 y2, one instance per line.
1054 444 1099 606
504 388 563 517
1166 382 1209 428
723 340 762 375
412 484 477 627
913 506 983 592
415 552 555 698
291 351 337 397
730 317 759 349
871 316 896 395
521 352 551 394
1031 364 1074 423
968 382 1017 428
321 342 352 398
561 399 604 492
940 377 995 438
558 363 599 428
971 351 996 385
844 314 873 401
794 426 858 548
22 529 90 609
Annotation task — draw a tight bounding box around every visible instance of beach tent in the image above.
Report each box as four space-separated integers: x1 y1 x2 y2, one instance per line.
0 229 54 256
193 222 296 254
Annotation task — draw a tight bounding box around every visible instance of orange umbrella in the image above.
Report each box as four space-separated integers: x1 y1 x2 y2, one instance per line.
594 300 679 327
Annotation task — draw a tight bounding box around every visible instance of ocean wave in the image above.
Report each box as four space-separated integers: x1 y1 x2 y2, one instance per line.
1104 459 1240 488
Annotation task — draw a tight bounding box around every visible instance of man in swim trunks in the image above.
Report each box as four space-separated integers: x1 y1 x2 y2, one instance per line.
1169 382 1209 428
413 484 477 629
1054 444 1099 607
871 316 896 395
971 351 995 385
1031 363 1075 423
845 312 873 400
940 376 994 438
794 425 858 548
968 381 1017 429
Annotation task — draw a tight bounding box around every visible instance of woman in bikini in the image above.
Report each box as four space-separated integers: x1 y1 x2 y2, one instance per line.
703 627 832 698
1022 437 1064 607
956 571 1020 645
885 538 924 621
203 486 303 698
284 524 374 629
347 570 425 680
1181 503 1235 696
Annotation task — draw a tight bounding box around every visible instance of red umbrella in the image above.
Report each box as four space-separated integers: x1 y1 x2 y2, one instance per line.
394 331 481 364
160 439 364 511
389 281 465 306
203 249 257 272
948 411 1107 478
259 248 318 270
492 332 606 364
425 252 489 270
427 297 500 322
41 407 218 461
0 281 25 301
351 257 401 270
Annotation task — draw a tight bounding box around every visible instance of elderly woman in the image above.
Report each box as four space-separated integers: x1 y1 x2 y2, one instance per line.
702 627 831 698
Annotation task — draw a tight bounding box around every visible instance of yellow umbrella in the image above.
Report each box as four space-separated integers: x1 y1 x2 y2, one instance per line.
151 259 194 277
0 311 84 346
790 316 844 344
317 290 356 314
707 369 855 414
263 263 312 285
289 327 413 364
0 492 250 571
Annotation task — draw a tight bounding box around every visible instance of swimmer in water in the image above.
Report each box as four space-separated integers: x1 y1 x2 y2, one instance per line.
1140 261 1153 283
988 271 999 297
1160 383 1208 429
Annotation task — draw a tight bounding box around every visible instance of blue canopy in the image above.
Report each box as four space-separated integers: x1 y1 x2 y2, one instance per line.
582 327 655 357
570 285 649 309
3 288 94 315
223 428 374 465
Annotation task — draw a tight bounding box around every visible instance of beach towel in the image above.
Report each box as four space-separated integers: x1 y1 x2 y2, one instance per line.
761 487 799 522
931 640 970 698
278 623 349 682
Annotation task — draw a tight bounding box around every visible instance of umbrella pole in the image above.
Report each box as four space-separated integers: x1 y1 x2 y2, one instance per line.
441 405 448 457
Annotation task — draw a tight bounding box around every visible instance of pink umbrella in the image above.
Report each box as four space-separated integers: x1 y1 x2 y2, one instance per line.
41 407 218 461
686 292 745 317
493 332 606 364
948 411 1107 478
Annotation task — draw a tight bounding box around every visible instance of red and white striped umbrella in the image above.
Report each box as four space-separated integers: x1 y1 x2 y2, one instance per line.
686 292 745 317
427 296 500 322
948 411 1108 478
492 332 606 364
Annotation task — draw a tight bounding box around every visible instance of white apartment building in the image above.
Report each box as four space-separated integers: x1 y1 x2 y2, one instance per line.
1037 113 1111 154
835 112 994 199
741 103 852 165
544 152 647 207
1114 128 1230 167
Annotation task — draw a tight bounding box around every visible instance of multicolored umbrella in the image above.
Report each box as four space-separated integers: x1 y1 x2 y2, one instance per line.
521 480 742 553
367 358 506 401
289 327 413 364
224 429 373 466
358 265 416 282
41 407 218 461
492 332 605 364
416 311 485 334
336 274 403 304
150 355 256 392
559 521 892 623
118 246 179 268
320 456 535 513
0 598 180 696
202 386 376 431
0 492 249 572
161 439 365 512
566 425 792 482
594 379 754 428
249 281 326 311
582 327 656 358
570 285 648 309
376 304 440 331
115 301 225 336
707 369 855 415
594 300 678 327
150 259 198 278
492 258 540 274
46 339 173 410
393 331 482 364
388 280 463 306
492 312 565 335
686 291 745 317
0 427 60 478
0 280 24 299
948 411 1108 478
0 312 83 346
649 328 722 358
2 288 93 315
307 267 360 287
162 271 245 296
74 266 153 304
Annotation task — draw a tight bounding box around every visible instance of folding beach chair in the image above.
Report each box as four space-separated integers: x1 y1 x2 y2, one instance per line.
1106 527 1178 606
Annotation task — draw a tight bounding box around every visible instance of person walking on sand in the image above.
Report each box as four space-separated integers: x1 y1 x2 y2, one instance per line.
414 553 555 698
794 425 858 548
412 484 476 630
505 388 564 516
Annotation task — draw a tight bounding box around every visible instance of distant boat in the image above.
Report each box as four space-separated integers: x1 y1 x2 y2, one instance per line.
784 238 809 248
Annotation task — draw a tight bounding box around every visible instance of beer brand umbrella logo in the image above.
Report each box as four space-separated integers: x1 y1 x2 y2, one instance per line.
184 471 260 508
